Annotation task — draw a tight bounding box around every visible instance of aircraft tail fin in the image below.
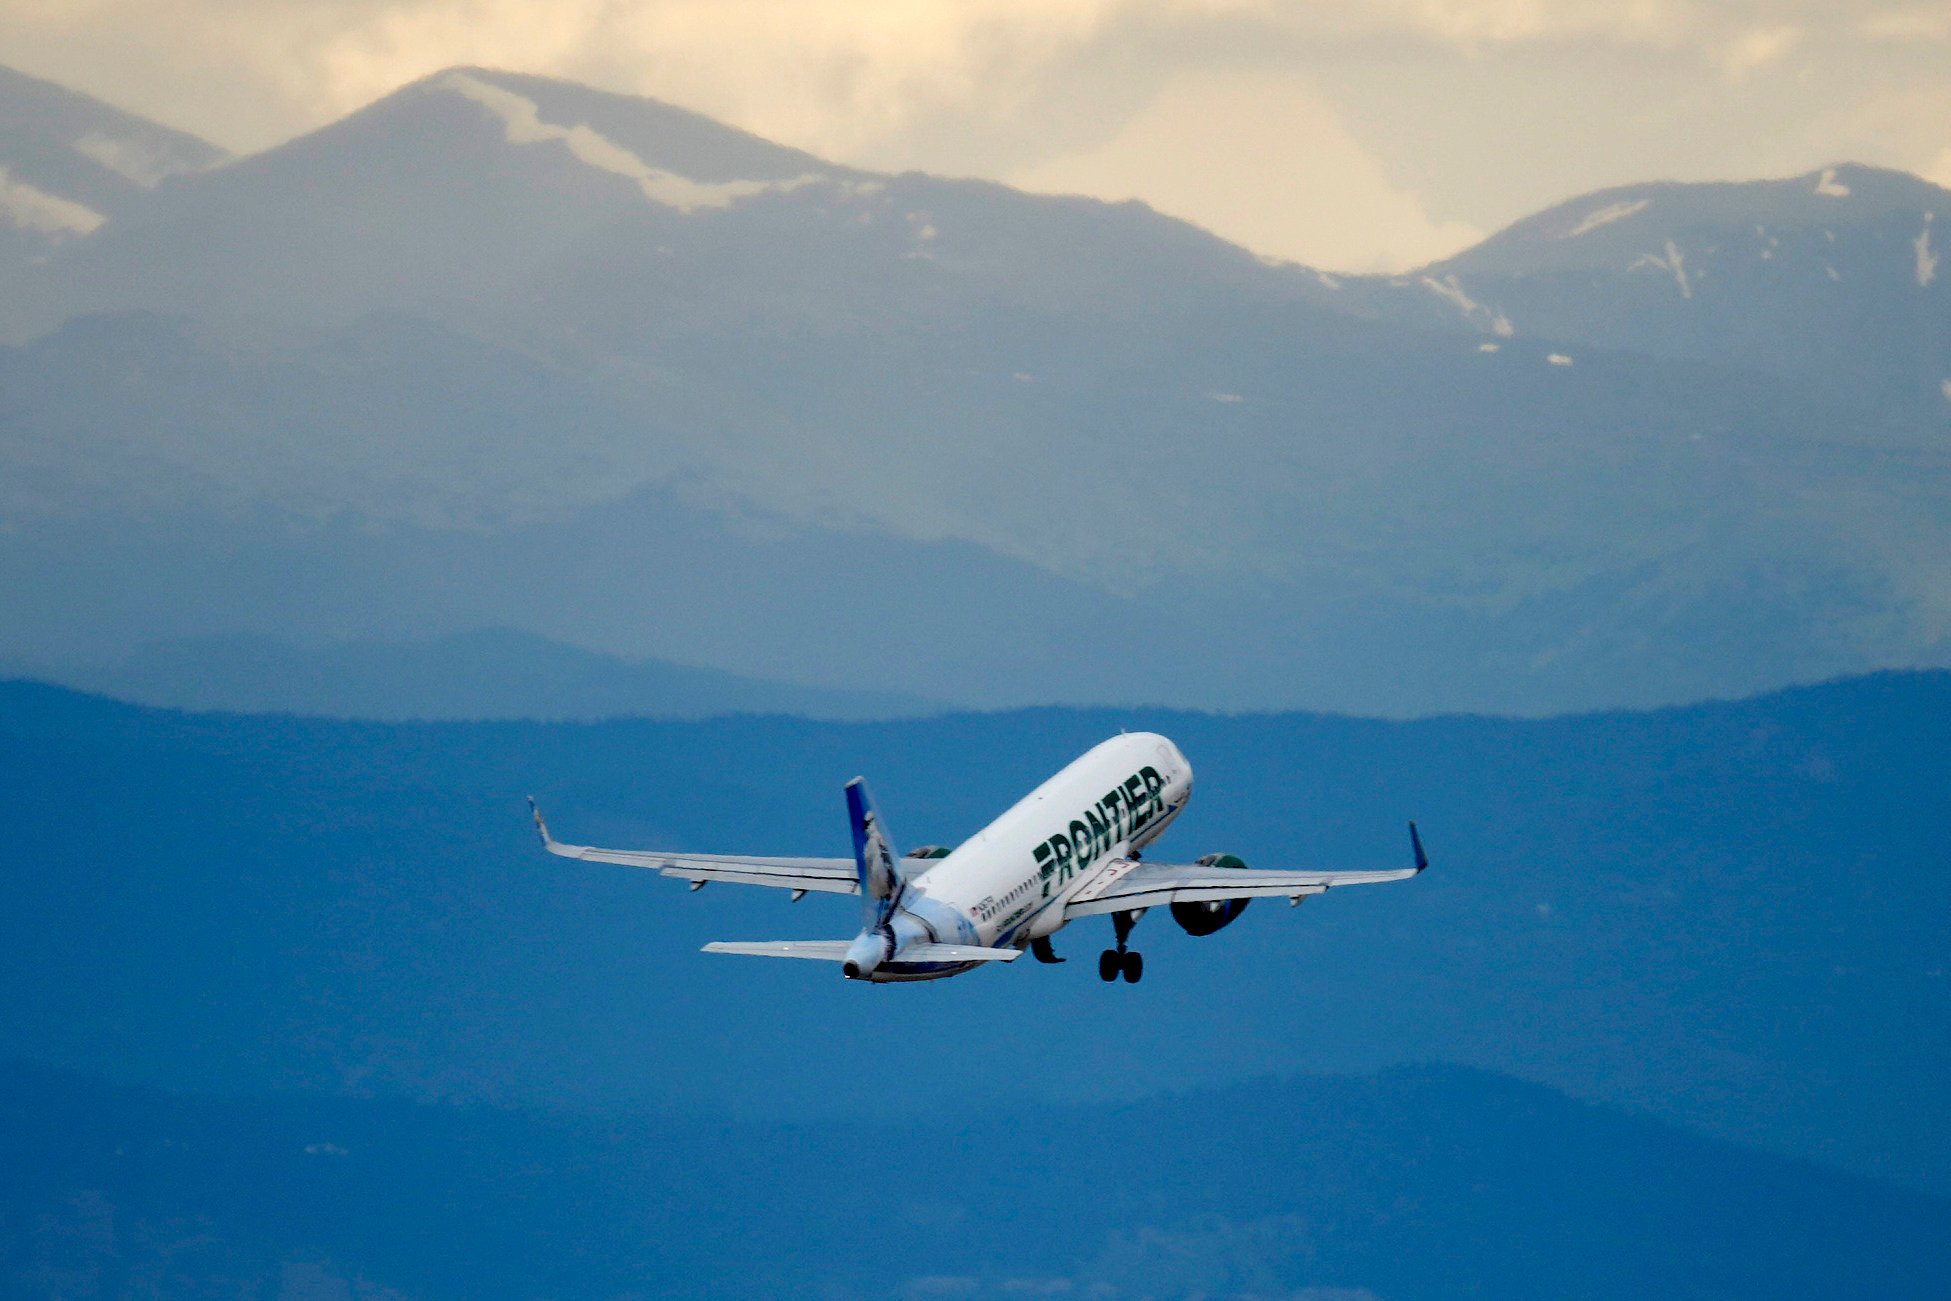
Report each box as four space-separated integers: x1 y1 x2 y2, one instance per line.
845 778 907 926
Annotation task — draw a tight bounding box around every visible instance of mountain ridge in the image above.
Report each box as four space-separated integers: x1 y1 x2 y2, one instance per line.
2 63 1948 718
0 626 941 722
1351 159 1951 416
0 64 228 203
1434 161 1944 275
6 1056 1944 1299
3 670 1945 1192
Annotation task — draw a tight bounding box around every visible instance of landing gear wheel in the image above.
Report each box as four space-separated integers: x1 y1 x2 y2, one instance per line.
1121 951 1144 984
1099 950 1121 982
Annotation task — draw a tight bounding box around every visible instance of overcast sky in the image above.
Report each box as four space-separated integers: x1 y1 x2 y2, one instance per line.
5 1 1949 271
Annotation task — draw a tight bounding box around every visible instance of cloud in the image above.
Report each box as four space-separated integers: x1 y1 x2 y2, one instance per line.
1719 24 1804 77
6 2 1924 155
2 0 1138 157
1008 67 1481 272
303 0 617 122
1828 78 1951 194
1858 5 1951 43
1925 147 1951 190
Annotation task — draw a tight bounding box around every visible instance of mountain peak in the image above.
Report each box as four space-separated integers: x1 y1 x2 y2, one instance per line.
1798 160 1938 202
323 62 849 191
1439 161 1947 277
0 58 882 337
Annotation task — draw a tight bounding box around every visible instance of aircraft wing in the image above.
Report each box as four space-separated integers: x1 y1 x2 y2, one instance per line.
529 798 859 895
1065 822 1427 917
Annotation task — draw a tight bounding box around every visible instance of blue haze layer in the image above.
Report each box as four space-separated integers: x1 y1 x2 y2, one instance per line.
3 1057 1944 1299
2 673 1944 1201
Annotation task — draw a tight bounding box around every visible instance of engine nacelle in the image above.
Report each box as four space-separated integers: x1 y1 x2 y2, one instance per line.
1171 854 1252 936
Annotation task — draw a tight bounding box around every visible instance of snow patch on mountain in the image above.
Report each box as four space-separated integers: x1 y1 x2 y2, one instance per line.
1420 274 1514 336
70 131 204 188
1915 213 1938 288
0 166 104 236
441 71 823 213
1563 198 1650 239
1815 167 1851 198
1670 241 1694 297
1628 241 1698 298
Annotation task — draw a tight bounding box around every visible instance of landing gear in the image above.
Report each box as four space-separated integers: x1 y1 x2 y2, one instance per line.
1100 910 1144 984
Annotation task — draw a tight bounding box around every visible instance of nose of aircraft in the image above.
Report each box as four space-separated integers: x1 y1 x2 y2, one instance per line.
1163 738 1193 793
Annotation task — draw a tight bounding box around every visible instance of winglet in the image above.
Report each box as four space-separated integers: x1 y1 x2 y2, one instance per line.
527 796 556 850
1408 820 1428 873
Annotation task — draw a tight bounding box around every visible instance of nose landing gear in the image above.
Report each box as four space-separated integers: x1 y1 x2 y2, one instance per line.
1099 909 1144 984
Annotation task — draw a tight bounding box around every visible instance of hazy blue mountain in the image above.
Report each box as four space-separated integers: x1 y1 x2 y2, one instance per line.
0 627 938 721
0 64 226 282
4 1059 1943 1300
1347 163 1951 418
3 66 1949 716
2 672 1944 1195
3 67 1951 717
7 304 1944 716
1 67 852 340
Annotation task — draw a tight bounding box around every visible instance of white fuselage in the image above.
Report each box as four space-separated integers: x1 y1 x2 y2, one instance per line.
870 732 1193 979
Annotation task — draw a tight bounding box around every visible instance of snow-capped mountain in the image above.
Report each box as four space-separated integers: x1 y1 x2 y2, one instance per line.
1 65 1351 577
2 65 1947 716
1 67 867 337
0 65 226 279
1349 163 1951 419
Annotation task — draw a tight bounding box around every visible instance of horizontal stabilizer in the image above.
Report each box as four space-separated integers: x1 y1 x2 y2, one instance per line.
703 940 853 961
896 943 1023 963
703 941 1022 963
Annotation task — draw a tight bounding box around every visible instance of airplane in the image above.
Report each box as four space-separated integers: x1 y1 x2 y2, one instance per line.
529 731 1425 984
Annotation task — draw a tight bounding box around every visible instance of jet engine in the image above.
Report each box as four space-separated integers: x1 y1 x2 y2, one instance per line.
1171 853 1252 936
